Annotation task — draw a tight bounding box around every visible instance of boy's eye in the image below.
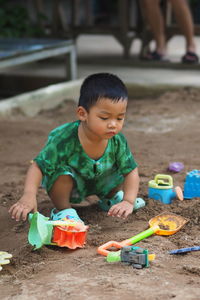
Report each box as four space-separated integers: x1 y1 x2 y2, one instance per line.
99 117 108 120
117 117 124 121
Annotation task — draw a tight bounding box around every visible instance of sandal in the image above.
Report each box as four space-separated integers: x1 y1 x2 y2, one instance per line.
50 208 83 222
182 51 199 64
141 51 169 62
98 190 146 212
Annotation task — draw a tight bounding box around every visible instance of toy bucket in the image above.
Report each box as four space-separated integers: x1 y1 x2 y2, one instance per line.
28 212 88 250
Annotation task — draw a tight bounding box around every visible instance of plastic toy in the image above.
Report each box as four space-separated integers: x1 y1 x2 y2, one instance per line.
28 212 88 250
183 169 200 199
106 246 155 269
148 174 183 204
98 212 188 257
0 251 12 271
169 246 200 255
168 162 184 173
107 246 155 268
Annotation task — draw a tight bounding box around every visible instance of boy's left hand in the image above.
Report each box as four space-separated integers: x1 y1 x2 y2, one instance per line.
107 201 133 219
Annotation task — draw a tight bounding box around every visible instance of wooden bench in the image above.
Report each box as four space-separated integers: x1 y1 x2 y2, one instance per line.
32 0 144 58
28 0 200 58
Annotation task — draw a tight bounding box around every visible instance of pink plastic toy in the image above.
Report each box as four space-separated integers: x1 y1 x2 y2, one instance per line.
168 162 184 173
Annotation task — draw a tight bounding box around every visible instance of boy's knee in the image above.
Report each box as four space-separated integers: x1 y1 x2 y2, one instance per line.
56 175 74 184
49 175 74 195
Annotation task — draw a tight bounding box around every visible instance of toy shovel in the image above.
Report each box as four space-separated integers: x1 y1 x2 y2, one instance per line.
98 212 189 257
169 246 200 255
28 212 77 249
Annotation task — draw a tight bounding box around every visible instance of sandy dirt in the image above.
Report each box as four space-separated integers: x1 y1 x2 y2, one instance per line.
1 87 200 300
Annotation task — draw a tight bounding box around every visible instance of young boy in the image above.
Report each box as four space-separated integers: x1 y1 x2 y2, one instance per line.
9 73 141 223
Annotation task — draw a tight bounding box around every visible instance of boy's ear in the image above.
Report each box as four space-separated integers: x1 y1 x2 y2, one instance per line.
76 106 88 121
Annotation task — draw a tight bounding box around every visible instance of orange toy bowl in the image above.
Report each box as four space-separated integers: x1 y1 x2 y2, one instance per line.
52 225 88 249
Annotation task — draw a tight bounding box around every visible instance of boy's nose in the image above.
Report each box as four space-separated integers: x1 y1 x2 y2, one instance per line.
108 120 116 128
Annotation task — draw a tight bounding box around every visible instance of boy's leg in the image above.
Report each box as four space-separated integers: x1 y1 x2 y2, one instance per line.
48 174 84 222
105 184 123 198
48 175 73 210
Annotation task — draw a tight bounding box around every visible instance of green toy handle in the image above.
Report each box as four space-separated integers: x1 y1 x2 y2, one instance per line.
155 174 173 186
120 226 158 247
97 225 159 257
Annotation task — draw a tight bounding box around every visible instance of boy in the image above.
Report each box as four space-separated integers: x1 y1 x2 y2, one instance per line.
9 73 141 223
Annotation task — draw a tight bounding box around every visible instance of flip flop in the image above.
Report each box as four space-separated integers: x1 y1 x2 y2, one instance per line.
98 190 146 212
141 51 169 62
50 208 83 222
182 51 199 64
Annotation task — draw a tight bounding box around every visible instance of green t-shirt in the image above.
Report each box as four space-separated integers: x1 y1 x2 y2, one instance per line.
34 121 137 202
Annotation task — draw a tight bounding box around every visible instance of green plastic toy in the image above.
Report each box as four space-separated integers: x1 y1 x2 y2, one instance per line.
106 246 154 269
28 212 76 249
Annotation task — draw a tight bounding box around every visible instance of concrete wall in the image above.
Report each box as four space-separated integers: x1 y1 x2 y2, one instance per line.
0 79 82 118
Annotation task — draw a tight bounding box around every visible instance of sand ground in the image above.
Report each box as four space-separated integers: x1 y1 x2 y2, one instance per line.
1 87 200 300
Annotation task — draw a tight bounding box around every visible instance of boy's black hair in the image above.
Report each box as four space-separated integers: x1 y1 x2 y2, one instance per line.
78 73 128 111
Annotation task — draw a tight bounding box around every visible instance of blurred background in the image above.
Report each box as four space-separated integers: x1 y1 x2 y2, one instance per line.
0 0 200 98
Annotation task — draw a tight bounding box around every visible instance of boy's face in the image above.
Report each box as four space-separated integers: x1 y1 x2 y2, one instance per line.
77 97 127 140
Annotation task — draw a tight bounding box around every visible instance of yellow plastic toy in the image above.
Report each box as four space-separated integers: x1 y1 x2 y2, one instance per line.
98 212 188 257
0 251 12 271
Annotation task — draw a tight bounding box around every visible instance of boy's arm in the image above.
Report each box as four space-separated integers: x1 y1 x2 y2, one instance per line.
123 167 140 204
108 168 140 219
9 162 42 221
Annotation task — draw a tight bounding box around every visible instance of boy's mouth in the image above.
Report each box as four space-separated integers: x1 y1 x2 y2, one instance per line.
107 131 116 136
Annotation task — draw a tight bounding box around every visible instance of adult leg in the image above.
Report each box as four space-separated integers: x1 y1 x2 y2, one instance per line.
170 0 195 52
48 175 73 210
141 0 166 55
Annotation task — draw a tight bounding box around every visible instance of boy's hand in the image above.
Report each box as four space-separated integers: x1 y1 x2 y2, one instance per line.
8 194 37 222
107 200 133 219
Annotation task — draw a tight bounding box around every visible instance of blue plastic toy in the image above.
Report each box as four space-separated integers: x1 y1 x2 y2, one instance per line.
169 246 200 255
148 174 183 204
183 169 200 199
